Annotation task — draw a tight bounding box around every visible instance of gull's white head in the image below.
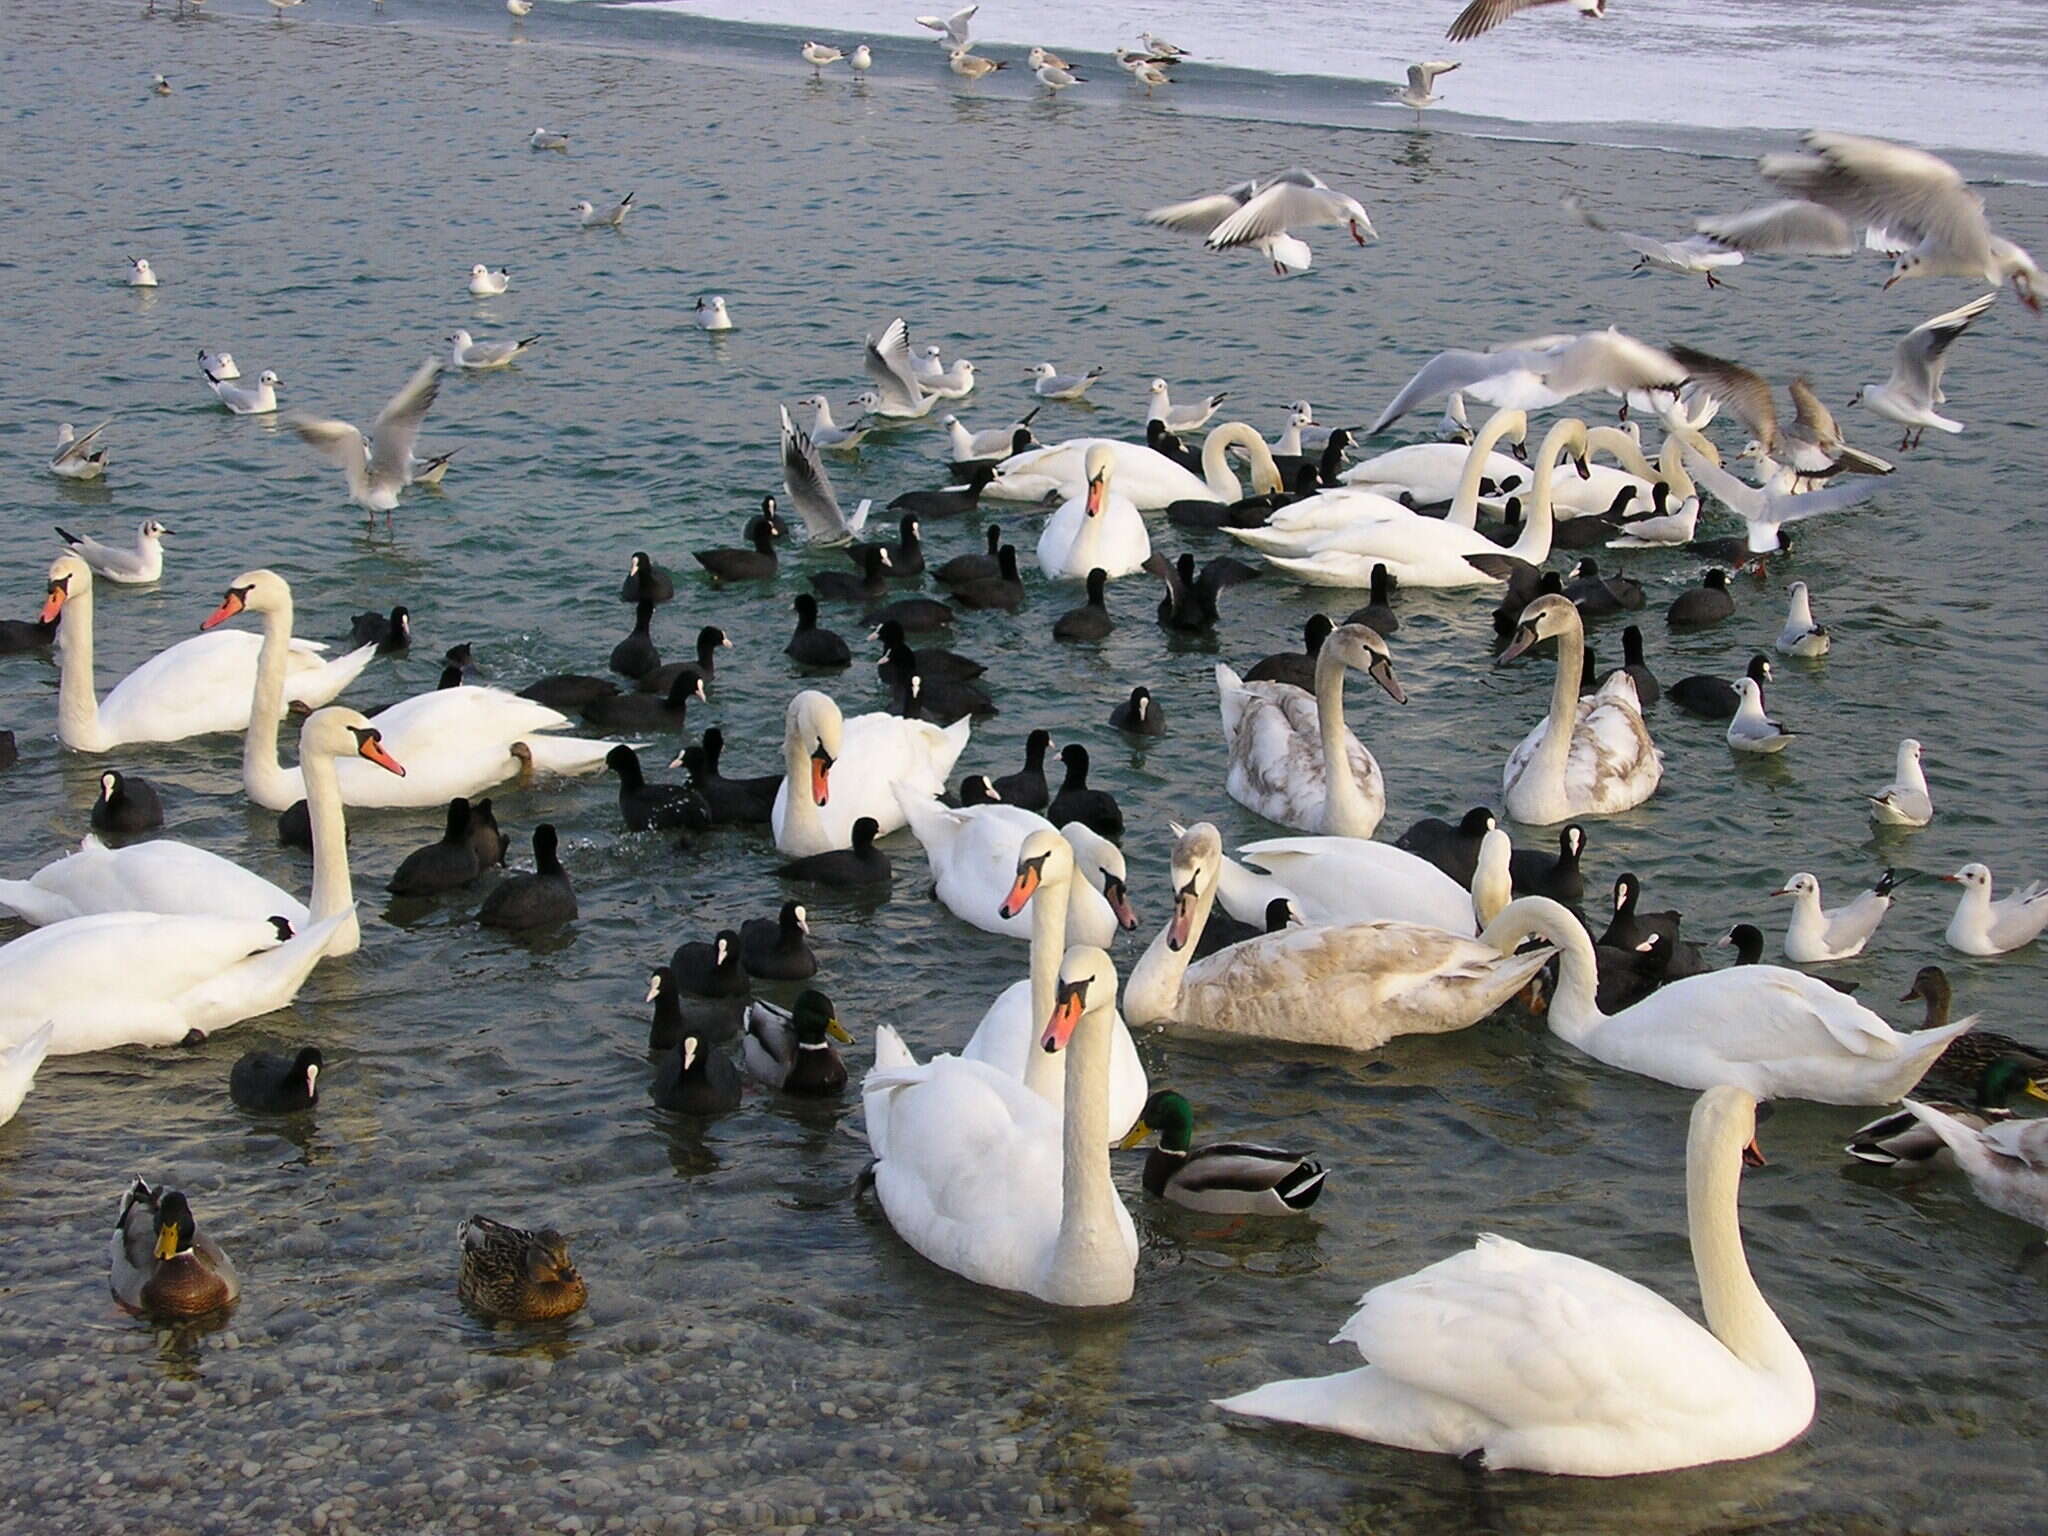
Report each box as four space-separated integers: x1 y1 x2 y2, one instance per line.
1028 363 1056 380
1147 377 1170 396
258 370 281 387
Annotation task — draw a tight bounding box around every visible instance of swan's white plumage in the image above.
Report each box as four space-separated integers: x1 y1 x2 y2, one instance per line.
772 692 970 856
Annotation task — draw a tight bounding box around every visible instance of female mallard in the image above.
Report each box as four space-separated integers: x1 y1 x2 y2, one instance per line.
1847 1055 2048 1170
456 1216 587 1322
1119 1090 1326 1214
1904 965 2048 1098
741 990 852 1096
110 1179 240 1318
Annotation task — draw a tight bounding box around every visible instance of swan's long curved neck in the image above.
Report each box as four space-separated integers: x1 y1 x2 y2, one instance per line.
1532 608 1588 799
1047 992 1122 1298
780 720 824 849
244 602 299 806
1504 421 1579 565
1022 855 1075 1104
54 583 106 750
1313 647 1370 835
1583 425 1657 480
1688 1107 1808 1383
301 742 360 955
1659 433 1700 499
1446 411 1525 530
1481 897 1602 1041
1202 423 1282 500
1123 854 1218 1026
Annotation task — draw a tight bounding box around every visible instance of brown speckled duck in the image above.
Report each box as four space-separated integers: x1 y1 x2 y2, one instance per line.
456 1215 587 1321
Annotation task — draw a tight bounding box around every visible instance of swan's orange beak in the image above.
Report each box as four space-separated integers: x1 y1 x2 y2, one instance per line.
1042 979 1086 1053
1742 1135 1766 1169
39 578 69 624
809 744 832 806
353 729 405 777
999 858 1042 919
1103 874 1138 932
201 588 247 630
1167 878 1199 951
1084 471 1106 518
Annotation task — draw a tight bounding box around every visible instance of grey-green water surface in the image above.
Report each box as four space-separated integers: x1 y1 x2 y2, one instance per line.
3 4 2046 1532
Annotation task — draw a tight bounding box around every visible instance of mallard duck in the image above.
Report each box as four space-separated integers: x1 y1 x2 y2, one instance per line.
110 1179 240 1318
456 1215 587 1321
1846 1056 2048 1170
741 990 852 1096
1119 1090 1325 1214
1901 965 2048 1097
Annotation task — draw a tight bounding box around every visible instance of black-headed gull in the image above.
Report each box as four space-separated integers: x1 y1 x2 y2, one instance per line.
127 257 157 288
56 520 167 585
1850 292 1996 449
152 74 171 96
1447 0 1607 44
1139 32 1188 59
1147 379 1227 432
1036 63 1083 91
1565 198 1742 287
694 295 734 331
780 406 871 546
1943 865 2048 956
1201 168 1375 257
1760 132 2041 310
197 348 240 380
1028 46 1072 71
948 50 1004 80
447 330 537 369
850 45 872 74
506 0 532 15
1027 363 1102 400
207 367 281 414
1775 581 1829 656
573 191 634 228
916 5 977 50
1370 329 1684 433
1866 739 1931 827
1393 60 1458 121
1144 177 1316 275
862 318 939 419
802 41 844 74
1726 677 1794 754
468 264 511 297
944 409 1038 460
1667 345 1893 477
1776 871 1895 963
290 358 443 513
49 423 111 482
1130 60 1171 94
794 396 871 452
528 126 569 151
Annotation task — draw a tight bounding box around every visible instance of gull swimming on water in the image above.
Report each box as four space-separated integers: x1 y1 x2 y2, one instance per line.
573 191 635 228
1369 329 1685 433
920 357 975 399
1144 176 1319 276
448 330 537 370
152 74 171 96
207 368 281 415
1776 580 1829 657
1726 677 1794 754
127 257 157 288
948 50 1005 80
1867 739 1932 827
694 295 734 331
780 406 872 547
1027 363 1103 401
1447 0 1608 44
794 395 872 453
1667 345 1894 478
916 5 978 50
1393 61 1459 121
49 423 111 482
1758 132 2041 310
468 264 511 297
862 318 941 419
197 348 240 380
528 126 569 151
1147 379 1228 433
944 409 1038 459
56 520 167 585
289 358 443 514
801 41 845 74
1565 197 1743 287
1850 292 1996 449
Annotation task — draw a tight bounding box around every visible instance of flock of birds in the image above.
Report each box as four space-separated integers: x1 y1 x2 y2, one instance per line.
13 0 2048 1486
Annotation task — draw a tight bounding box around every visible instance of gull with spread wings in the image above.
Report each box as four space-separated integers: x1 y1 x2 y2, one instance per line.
1368 329 1685 434
780 405 873 547
290 358 442 514
1850 292 1998 449
1666 344 1894 478
1446 0 1609 45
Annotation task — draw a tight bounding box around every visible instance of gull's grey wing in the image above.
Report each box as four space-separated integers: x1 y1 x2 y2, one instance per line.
1666 344 1780 443
1447 0 1569 43
366 358 442 489
53 421 111 465
1760 132 1993 266
781 405 852 545
1144 183 1258 235
1890 292 1996 402
863 317 928 414
1695 199 1858 255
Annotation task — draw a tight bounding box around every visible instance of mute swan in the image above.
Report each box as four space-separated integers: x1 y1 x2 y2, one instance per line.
1122 824 1554 1048
893 784 1129 946
41 554 375 751
1498 595 1661 823
1943 863 2048 956
214 570 619 810
1217 622 1406 836
1037 444 1153 580
772 690 969 856
0 909 349 1056
955 828 1147 1136
1336 405 1528 509
989 438 1212 509
864 944 1138 1307
0 707 402 956
1234 835 1478 934
1257 407 1526 543
0 1022 55 1127
1481 897 1973 1103
1219 1085 1815 1477
1259 419 1592 588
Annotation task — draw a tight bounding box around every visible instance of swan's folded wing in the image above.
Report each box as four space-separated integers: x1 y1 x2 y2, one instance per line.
1336 1235 1760 1429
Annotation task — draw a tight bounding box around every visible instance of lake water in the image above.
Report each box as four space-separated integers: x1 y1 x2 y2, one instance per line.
3 1 2046 1531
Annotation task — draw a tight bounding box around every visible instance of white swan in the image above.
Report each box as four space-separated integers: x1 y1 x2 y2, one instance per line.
216 570 618 810
41 554 375 751
893 786 1129 946
1122 824 1553 1049
772 690 970 856
0 909 350 1057
1218 622 1405 836
1235 835 1478 934
1254 406 1526 541
1498 595 1661 824
864 944 1138 1307
1036 443 1154 579
1217 1086 1815 1477
0 707 402 956
1259 419 1591 588
1482 897 1974 1103
0 1022 56 1128
1339 418 1526 505
988 438 1213 509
